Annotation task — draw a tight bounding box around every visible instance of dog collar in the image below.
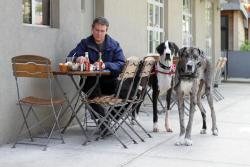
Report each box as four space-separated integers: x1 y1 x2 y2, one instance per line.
159 62 171 70
155 64 175 75
155 70 175 75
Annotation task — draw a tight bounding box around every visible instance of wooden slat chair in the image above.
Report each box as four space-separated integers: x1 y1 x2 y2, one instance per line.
112 56 157 140
82 57 140 148
213 57 227 101
11 55 65 151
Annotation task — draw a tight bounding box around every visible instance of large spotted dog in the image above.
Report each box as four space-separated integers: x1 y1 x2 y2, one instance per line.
174 47 218 146
150 41 179 132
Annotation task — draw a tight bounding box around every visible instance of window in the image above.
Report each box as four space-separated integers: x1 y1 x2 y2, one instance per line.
147 0 164 54
182 0 192 46
23 0 50 26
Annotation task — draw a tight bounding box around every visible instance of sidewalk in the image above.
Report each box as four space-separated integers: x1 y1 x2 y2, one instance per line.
0 82 250 167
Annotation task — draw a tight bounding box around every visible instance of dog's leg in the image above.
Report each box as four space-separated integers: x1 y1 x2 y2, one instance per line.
206 86 218 136
184 91 197 146
165 88 173 132
152 75 159 132
197 80 207 134
175 91 185 146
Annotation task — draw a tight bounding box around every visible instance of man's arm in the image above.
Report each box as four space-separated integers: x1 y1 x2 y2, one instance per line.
68 39 87 63
104 43 125 76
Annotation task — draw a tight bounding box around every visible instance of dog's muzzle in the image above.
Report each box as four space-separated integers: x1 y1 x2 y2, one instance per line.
185 61 196 74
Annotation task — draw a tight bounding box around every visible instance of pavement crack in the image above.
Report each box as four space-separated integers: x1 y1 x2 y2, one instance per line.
118 135 177 167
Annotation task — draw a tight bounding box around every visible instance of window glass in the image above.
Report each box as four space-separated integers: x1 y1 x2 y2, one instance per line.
182 0 192 46
22 0 50 26
147 0 164 54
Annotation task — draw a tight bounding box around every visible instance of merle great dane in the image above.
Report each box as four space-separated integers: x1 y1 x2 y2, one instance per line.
149 41 179 132
174 47 218 146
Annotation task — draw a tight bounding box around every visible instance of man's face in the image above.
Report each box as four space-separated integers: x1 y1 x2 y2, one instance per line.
92 23 107 44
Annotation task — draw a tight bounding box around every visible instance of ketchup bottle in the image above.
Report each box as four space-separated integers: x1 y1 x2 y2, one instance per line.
84 52 90 71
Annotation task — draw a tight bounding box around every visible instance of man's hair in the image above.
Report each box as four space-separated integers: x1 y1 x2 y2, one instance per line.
92 17 109 28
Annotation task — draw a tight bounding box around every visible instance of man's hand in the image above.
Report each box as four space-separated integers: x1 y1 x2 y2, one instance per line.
93 62 105 70
76 56 88 64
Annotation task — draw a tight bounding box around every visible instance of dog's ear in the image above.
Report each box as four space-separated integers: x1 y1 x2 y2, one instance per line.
169 42 179 56
178 47 187 58
197 48 206 58
156 43 166 55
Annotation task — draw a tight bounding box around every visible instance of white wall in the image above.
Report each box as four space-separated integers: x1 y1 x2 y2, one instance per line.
0 0 94 144
104 0 148 58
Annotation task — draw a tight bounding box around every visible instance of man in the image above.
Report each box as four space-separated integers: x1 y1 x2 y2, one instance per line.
67 17 125 125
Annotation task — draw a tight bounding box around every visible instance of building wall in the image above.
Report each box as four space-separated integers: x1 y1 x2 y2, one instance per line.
212 0 222 66
221 11 234 50
103 0 148 58
236 11 246 49
249 20 250 41
0 0 221 145
165 0 183 47
0 0 94 145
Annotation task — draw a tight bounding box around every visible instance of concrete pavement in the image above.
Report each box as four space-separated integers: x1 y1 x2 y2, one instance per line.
0 82 250 167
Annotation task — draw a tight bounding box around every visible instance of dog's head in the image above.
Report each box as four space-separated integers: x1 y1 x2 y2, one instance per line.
177 47 205 77
156 41 179 69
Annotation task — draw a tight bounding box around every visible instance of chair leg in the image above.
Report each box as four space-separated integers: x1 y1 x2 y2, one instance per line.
12 106 33 148
42 105 64 151
87 106 128 149
102 110 138 144
31 108 49 137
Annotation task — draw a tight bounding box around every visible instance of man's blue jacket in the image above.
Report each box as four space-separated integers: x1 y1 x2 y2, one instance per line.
68 35 125 77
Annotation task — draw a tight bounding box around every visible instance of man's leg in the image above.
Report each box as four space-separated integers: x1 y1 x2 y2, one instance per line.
81 77 105 119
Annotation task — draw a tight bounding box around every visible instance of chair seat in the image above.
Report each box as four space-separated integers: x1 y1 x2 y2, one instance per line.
82 95 125 105
20 96 64 105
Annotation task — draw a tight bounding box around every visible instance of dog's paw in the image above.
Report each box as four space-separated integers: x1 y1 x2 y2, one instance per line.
165 127 173 133
175 135 185 146
212 128 218 136
153 123 159 132
165 123 173 133
200 129 207 134
153 128 159 132
184 138 192 146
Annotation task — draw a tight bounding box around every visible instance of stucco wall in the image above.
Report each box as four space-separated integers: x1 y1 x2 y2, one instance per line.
165 0 183 47
236 11 245 49
0 0 94 144
103 0 148 58
212 0 222 67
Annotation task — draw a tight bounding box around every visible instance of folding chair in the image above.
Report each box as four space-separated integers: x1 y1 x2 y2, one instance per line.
82 57 140 148
119 56 157 139
213 57 227 101
94 56 157 146
11 55 65 151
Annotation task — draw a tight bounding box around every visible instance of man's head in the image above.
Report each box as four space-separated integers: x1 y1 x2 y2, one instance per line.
92 17 109 44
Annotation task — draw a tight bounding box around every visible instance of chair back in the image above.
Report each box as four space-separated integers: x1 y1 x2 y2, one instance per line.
132 56 156 101
11 55 54 102
12 55 52 78
214 57 227 86
116 57 140 100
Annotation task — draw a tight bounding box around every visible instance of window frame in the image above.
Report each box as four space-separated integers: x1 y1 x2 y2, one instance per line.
22 0 51 27
147 0 164 55
182 0 193 47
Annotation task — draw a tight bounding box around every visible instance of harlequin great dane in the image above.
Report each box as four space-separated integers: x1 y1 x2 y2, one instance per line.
174 47 218 146
150 41 179 132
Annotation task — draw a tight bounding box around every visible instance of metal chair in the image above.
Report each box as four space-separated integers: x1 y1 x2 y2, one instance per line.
11 55 65 151
119 56 157 139
213 57 227 101
82 57 140 148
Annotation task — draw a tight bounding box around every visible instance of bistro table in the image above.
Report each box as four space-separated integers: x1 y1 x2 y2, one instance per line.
53 70 111 145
